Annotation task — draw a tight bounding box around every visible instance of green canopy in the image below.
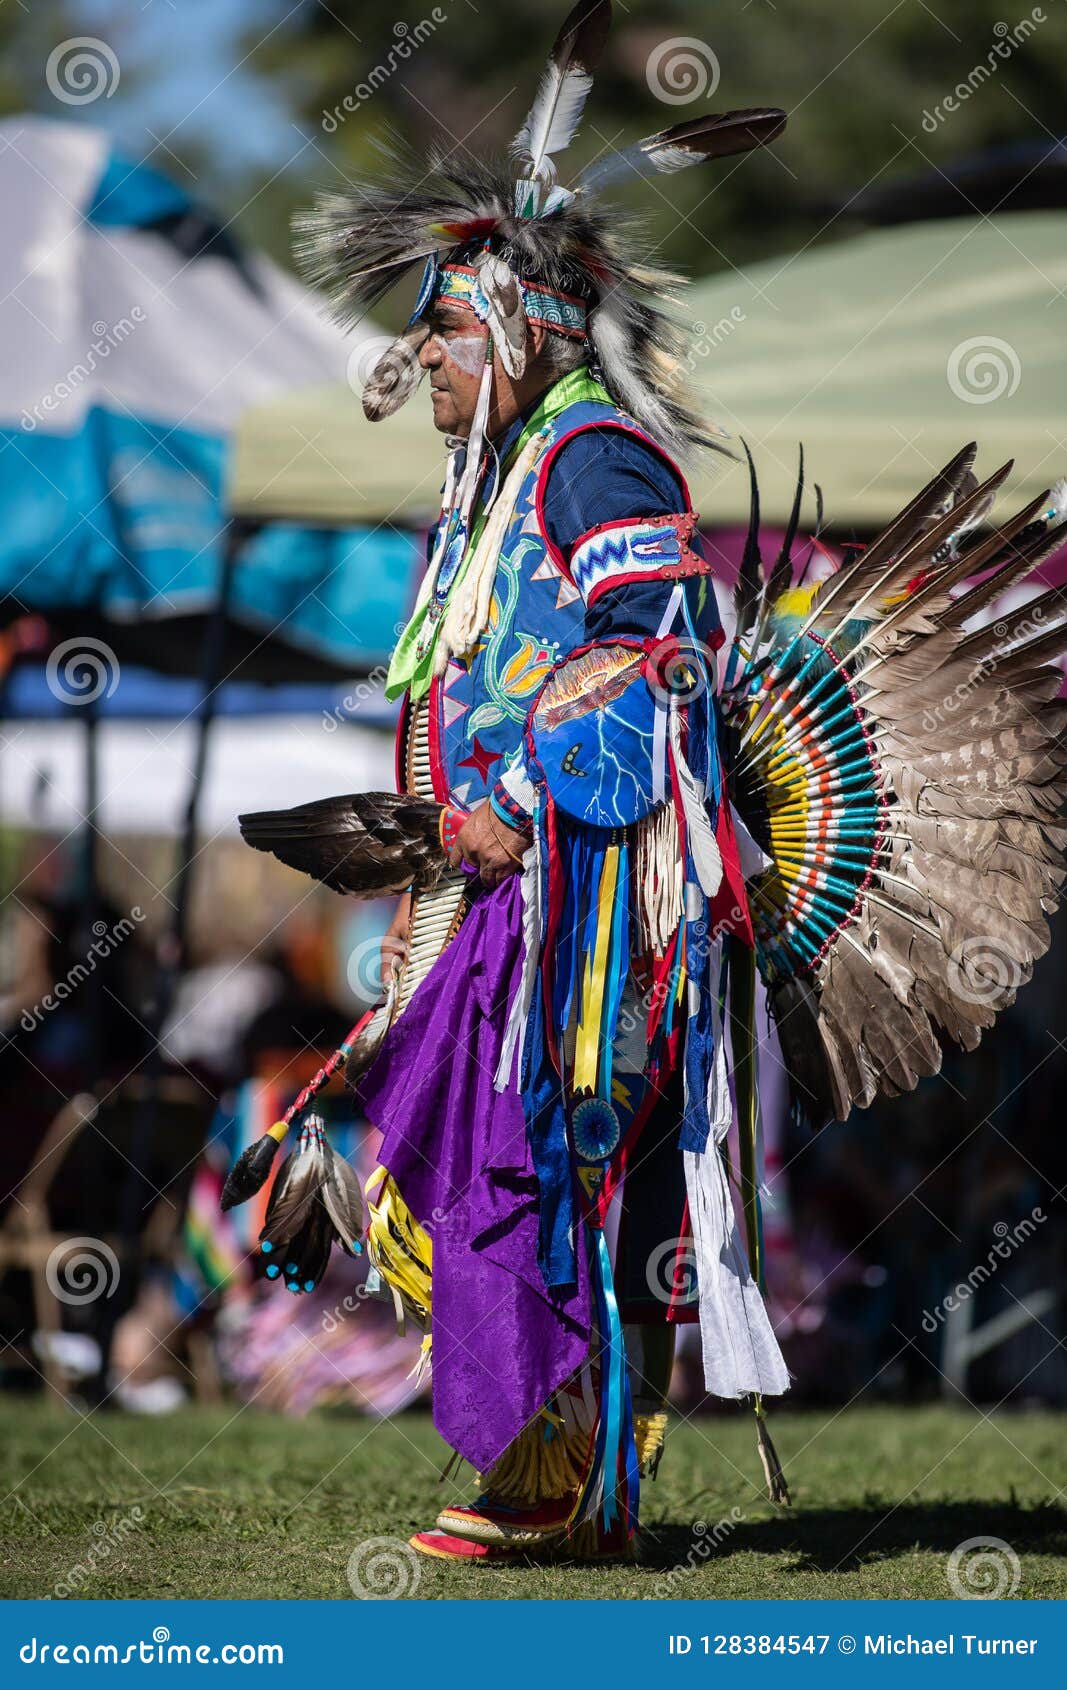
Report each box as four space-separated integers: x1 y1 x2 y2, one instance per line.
228 212 1066 530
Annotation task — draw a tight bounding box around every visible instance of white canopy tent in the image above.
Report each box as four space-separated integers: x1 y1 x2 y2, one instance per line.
1 717 394 838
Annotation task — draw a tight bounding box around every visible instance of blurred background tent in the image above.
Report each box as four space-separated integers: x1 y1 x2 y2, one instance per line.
1 673 395 839
0 115 415 1410
0 117 422 679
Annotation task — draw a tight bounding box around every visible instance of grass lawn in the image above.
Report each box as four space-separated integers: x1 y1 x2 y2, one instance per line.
1 1399 1064 1600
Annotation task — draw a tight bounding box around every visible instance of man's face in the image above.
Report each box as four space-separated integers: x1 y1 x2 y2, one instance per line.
417 298 490 436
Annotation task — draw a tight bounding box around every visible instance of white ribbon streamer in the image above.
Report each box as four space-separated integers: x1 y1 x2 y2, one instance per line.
683 1138 790 1400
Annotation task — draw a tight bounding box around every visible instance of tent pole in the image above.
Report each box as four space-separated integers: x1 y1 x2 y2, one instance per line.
91 523 244 1404
79 696 104 1085
171 519 244 970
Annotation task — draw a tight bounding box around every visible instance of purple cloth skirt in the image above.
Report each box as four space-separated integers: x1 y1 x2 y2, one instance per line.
357 876 591 1471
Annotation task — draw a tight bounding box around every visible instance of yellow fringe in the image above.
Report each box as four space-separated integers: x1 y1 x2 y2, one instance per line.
478 1405 669 1509
478 1409 589 1506
634 1409 669 1479
364 1166 433 1337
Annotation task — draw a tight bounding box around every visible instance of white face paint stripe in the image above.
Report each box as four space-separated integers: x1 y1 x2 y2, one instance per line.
440 332 488 377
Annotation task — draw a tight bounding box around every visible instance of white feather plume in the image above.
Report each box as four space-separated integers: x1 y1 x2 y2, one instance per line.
513 63 594 183
510 0 611 183
1045 477 1067 524
589 291 688 458
670 702 723 900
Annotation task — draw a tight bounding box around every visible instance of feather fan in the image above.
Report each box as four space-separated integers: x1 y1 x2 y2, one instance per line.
238 792 449 897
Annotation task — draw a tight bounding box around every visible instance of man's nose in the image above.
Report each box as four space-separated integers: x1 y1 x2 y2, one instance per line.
418 333 441 370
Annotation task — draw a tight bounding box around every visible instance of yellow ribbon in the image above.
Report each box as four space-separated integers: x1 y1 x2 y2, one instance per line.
573 846 619 1096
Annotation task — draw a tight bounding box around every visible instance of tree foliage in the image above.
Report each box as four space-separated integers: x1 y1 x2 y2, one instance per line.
242 0 1067 274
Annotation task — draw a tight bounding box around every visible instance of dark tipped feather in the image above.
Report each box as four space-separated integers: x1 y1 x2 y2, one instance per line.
734 439 762 627
512 0 613 181
321 1142 364 1255
221 1133 282 1212
768 442 804 600
580 108 786 193
239 791 446 897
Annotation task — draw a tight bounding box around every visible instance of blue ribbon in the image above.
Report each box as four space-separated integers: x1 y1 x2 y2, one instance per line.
521 981 578 1289
588 1229 639 1532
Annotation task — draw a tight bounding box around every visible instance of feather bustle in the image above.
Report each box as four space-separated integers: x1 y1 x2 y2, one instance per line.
728 449 1067 1124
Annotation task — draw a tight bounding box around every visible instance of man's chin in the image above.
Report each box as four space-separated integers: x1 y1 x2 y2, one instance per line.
429 391 467 436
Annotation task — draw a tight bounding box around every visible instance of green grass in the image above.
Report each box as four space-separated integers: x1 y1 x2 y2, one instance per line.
1 1400 1065 1600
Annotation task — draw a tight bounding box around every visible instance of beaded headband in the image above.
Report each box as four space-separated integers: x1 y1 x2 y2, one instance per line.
434 262 588 341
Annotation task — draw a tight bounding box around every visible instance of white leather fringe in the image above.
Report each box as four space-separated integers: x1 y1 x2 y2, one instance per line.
436 430 547 674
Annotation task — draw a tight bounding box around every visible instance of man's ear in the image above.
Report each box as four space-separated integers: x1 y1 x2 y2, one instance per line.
526 322 550 363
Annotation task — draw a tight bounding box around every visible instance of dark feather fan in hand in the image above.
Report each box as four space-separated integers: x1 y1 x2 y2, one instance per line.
724 450 1067 1127
259 1115 364 1295
238 792 447 897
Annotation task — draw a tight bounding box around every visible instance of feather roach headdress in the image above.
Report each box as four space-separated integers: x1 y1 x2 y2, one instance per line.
294 0 785 460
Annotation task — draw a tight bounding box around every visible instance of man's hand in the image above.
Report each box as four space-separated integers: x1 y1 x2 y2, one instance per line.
447 799 529 889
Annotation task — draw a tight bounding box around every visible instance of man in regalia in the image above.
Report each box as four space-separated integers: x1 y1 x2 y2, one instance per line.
230 0 1067 1564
